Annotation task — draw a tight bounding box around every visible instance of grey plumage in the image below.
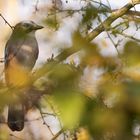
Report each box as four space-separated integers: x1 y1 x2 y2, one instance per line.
4 20 43 131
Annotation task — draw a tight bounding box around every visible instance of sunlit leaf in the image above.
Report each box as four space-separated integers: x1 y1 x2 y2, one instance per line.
122 41 140 80
53 90 85 129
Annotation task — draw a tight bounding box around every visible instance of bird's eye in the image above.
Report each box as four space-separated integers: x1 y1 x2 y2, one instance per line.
23 23 31 28
22 23 31 28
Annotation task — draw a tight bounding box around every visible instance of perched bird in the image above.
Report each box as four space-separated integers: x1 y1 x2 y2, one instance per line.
4 21 43 131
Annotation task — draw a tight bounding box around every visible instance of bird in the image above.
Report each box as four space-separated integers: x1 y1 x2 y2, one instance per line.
4 20 43 131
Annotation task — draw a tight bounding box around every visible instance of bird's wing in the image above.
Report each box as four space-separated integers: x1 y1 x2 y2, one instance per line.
4 37 25 68
4 37 31 86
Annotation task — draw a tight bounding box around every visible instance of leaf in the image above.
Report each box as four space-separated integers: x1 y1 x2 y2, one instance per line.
122 41 140 80
82 4 98 24
44 16 59 30
53 90 85 129
123 41 140 66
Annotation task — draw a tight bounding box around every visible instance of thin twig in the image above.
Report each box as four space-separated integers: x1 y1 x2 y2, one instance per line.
51 129 64 140
0 14 14 30
97 14 120 54
0 58 4 63
10 134 25 140
90 0 111 11
46 97 62 126
116 30 140 42
46 97 65 139
106 0 111 10
34 0 39 13
41 112 56 117
38 106 55 136
86 0 140 41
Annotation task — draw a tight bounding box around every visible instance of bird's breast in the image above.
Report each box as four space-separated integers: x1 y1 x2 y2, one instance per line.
5 55 31 87
21 45 33 53
16 43 39 69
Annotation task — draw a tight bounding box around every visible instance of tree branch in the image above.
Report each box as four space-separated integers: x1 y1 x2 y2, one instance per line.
86 0 140 41
33 0 140 81
51 129 64 140
5 1 140 106
0 14 14 30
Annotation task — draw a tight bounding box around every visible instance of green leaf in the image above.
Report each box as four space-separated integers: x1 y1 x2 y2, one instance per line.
54 90 85 129
122 41 140 80
123 41 140 66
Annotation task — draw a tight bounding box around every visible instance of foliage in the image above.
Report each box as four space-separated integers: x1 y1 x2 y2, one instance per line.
2 0 140 140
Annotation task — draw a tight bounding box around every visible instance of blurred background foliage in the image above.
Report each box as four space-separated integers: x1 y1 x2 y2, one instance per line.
1 0 140 140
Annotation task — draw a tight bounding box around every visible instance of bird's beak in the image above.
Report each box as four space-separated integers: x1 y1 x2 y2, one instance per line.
33 24 44 30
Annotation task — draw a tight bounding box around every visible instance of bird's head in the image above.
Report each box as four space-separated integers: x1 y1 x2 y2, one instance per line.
13 20 43 34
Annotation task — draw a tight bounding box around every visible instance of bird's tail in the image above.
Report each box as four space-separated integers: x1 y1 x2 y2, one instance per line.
7 104 25 131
